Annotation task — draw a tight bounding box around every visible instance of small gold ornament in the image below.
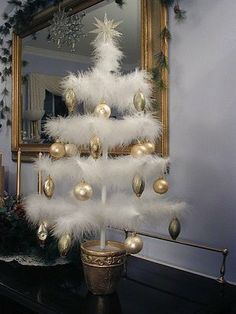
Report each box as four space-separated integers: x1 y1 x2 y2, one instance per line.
94 101 111 119
37 221 49 243
130 143 149 158
64 88 77 114
168 217 181 240
144 141 155 154
132 174 145 197
73 179 93 201
64 143 78 157
58 234 72 257
89 135 102 159
43 175 55 199
153 177 169 194
133 90 146 112
49 140 66 159
124 233 143 254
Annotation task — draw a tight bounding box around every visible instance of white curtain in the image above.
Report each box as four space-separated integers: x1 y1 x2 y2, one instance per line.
28 73 63 111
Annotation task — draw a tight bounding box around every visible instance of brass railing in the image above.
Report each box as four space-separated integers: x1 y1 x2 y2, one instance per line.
116 229 229 284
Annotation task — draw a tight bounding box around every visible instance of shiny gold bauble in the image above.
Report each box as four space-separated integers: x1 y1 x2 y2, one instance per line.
124 233 143 254
73 179 93 201
153 177 169 194
64 143 78 157
37 221 48 242
43 175 54 199
130 143 149 158
49 141 65 159
94 101 111 119
168 217 181 240
132 174 145 197
64 88 77 114
89 135 102 159
144 141 155 154
133 90 146 112
58 233 72 257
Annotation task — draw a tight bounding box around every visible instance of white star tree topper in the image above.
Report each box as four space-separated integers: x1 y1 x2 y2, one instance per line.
90 14 122 42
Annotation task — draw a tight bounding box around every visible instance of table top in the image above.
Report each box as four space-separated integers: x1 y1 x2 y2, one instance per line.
0 256 235 314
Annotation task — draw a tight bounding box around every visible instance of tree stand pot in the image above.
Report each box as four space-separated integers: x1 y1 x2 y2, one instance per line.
81 240 126 295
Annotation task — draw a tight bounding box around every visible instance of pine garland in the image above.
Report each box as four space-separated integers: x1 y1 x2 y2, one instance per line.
151 1 187 108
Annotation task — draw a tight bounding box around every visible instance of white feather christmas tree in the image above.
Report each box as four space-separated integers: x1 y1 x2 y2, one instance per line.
25 15 185 256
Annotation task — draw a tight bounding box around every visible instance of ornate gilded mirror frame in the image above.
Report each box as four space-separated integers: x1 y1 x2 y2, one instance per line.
11 0 168 161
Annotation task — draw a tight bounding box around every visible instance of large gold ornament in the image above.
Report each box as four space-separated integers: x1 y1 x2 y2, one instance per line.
144 141 155 154
58 234 72 257
94 101 111 119
64 88 77 114
153 177 169 194
130 143 149 158
124 233 143 254
49 141 66 159
37 221 49 243
132 174 145 197
43 175 54 199
64 143 78 157
89 135 102 159
73 179 93 201
133 90 146 112
168 217 181 240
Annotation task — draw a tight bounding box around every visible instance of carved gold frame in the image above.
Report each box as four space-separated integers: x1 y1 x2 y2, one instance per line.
11 0 168 161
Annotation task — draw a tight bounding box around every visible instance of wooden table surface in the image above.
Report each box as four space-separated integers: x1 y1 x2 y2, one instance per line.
0 256 235 314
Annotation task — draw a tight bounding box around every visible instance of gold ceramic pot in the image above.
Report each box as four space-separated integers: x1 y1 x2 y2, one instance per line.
81 240 126 295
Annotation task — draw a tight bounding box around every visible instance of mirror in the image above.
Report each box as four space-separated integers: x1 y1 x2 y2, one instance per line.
11 0 168 161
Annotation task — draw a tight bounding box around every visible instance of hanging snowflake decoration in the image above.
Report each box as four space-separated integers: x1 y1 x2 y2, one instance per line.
48 8 86 52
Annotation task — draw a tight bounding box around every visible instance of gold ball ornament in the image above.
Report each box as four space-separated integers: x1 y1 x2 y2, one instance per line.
58 234 72 257
37 221 48 243
94 101 111 119
49 141 65 159
153 177 169 194
168 217 181 240
133 90 146 112
124 233 143 254
64 88 77 114
131 143 149 158
144 141 155 154
64 143 78 157
43 175 55 199
73 179 93 201
89 135 102 159
132 174 145 197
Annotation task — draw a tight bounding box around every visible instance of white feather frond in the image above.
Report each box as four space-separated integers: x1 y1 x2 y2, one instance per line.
35 155 169 189
52 212 99 240
92 41 123 72
25 194 80 225
24 193 187 239
44 113 161 147
60 69 152 114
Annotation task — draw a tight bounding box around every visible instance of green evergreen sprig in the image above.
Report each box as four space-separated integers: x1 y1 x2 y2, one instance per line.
115 0 125 8
0 193 79 264
160 26 171 41
160 0 187 22
152 1 186 110
174 3 186 22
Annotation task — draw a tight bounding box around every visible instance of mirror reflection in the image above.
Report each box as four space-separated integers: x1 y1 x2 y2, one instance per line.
21 0 141 143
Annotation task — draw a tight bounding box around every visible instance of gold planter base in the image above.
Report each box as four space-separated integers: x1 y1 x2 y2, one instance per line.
81 240 126 295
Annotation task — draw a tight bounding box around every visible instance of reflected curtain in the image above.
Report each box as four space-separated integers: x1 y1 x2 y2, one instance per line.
28 73 62 111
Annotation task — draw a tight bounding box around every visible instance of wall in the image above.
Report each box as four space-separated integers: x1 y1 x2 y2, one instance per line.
135 0 236 284
0 0 236 283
